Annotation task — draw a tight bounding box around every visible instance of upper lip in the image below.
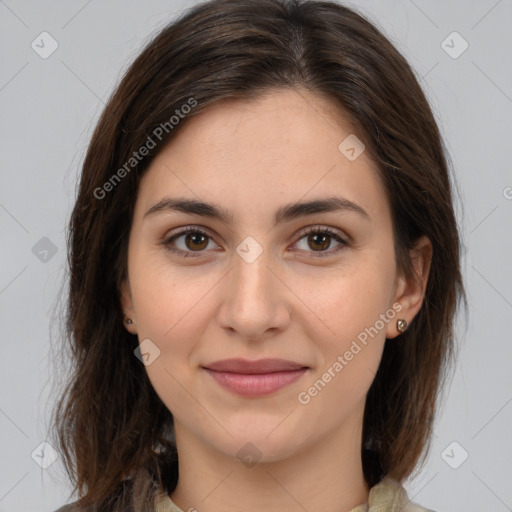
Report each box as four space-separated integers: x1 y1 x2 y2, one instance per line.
203 358 308 374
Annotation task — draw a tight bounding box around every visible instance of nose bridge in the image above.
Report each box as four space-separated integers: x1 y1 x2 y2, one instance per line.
217 242 289 338
233 247 273 300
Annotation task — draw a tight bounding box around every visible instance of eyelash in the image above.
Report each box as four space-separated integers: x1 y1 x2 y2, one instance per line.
161 225 348 259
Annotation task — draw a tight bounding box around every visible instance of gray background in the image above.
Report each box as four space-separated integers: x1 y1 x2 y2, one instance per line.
1 1 511 511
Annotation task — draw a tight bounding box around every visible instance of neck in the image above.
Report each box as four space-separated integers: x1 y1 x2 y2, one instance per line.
169 412 370 512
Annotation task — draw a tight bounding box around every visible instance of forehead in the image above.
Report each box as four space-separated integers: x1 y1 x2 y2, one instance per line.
136 89 389 225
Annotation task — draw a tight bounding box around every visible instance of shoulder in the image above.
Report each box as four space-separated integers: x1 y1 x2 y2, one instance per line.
369 476 437 512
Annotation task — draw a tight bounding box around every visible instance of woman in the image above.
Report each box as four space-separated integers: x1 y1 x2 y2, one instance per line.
51 0 465 511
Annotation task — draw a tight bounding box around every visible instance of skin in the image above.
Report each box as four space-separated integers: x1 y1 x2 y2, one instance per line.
120 88 432 512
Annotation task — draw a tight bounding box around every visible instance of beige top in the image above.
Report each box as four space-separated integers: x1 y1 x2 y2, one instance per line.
155 476 435 512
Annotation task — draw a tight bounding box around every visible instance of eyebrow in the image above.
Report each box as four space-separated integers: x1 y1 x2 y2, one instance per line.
144 196 370 225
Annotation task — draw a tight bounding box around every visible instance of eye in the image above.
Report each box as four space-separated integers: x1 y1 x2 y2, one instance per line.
162 227 219 258
292 226 348 258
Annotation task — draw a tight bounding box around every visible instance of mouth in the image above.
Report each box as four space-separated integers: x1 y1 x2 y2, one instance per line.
202 358 309 397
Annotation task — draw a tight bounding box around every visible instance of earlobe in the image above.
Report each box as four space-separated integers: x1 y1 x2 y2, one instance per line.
123 313 137 334
386 235 432 339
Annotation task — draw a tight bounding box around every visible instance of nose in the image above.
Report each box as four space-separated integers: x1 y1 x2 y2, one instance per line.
216 247 291 341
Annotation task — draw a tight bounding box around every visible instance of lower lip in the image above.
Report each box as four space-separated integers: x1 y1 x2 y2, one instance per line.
203 368 308 397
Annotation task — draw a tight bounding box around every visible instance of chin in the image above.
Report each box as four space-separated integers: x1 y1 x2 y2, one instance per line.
204 420 307 465
217 437 300 466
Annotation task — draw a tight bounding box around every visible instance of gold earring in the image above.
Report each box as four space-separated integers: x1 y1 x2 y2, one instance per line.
397 319 408 333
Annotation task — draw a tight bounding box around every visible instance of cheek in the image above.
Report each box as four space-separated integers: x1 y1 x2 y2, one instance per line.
296 255 395 341
129 244 217 340
132 279 213 383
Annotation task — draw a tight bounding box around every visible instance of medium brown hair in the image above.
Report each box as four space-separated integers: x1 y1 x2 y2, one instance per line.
50 0 466 510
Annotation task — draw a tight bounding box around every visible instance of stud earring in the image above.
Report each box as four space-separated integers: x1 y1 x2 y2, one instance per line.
124 316 133 325
397 319 408 333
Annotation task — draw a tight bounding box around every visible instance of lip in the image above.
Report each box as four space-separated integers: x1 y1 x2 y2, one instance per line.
202 358 309 397
203 358 307 373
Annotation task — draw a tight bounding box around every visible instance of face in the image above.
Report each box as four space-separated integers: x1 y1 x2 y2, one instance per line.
120 88 428 464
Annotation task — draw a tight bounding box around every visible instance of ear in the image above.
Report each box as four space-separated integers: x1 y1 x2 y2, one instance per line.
386 235 432 339
119 278 138 335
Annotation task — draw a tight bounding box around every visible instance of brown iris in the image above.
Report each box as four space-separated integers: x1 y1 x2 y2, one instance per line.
185 232 209 251
307 233 331 251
